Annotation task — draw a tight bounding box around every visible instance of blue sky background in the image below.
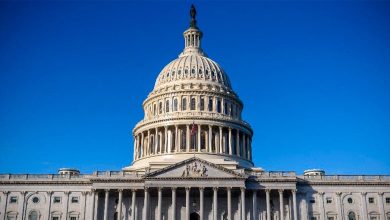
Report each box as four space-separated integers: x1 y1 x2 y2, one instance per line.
0 1 389 175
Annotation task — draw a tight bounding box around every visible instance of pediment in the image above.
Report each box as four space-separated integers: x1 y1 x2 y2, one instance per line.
144 157 244 179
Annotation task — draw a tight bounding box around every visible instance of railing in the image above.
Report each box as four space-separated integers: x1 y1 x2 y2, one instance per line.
302 175 390 181
250 171 297 178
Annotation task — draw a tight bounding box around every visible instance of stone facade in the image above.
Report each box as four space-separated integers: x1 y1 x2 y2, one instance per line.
1 5 389 220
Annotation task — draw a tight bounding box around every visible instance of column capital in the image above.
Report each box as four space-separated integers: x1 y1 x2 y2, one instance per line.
64 191 71 195
199 187 205 191
131 188 137 192
47 191 54 196
240 187 246 192
104 189 110 193
3 191 10 195
144 187 149 191
378 192 384 196
158 187 163 192
361 192 367 196
318 191 325 196
118 189 123 193
291 189 297 194
226 187 232 191
171 187 177 191
81 191 89 196
185 187 191 191
265 189 271 193
213 187 218 191
335 192 342 196
91 189 97 193
228 127 232 131
278 189 284 194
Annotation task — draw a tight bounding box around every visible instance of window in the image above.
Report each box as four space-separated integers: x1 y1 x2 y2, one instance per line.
347 198 353 204
386 197 390 203
208 98 213 111
348 212 356 220
309 198 315 203
182 98 187 111
328 217 335 220
173 99 178 111
7 213 17 220
159 102 162 114
153 104 157 116
165 100 170 113
32 197 39 203
310 217 317 220
216 99 221 113
70 217 77 220
200 97 204 111
52 217 59 220
190 97 196 110
29 211 39 220
53 197 61 203
370 217 378 220
71 197 79 203
10 196 18 203
326 198 332 204
369 197 375 204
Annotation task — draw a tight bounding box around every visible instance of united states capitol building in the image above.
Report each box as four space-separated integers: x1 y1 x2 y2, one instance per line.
1 6 389 220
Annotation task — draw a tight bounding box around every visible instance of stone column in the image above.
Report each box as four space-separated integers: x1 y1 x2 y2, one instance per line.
228 128 232 155
252 190 257 220
136 135 140 159
227 187 232 220
103 190 109 220
378 192 385 220
198 124 202 152
219 126 223 153
335 192 343 220
17 191 26 220
155 127 158 154
142 188 149 220
213 188 218 220
200 188 204 220
164 126 168 153
81 191 88 220
133 137 137 161
46 191 53 220
93 190 99 220
186 125 190 152
141 132 144 157
131 189 136 220
118 189 123 220
157 188 162 220
278 190 284 220
2 191 9 220
171 188 177 220
292 190 298 220
236 130 240 156
185 188 190 220
175 125 178 152
266 189 271 220
361 192 368 220
241 188 246 220
208 125 212 153
64 191 70 220
242 133 246 158
147 130 150 155
319 192 326 220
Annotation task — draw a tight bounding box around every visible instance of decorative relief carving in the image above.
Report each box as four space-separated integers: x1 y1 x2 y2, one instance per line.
181 161 208 177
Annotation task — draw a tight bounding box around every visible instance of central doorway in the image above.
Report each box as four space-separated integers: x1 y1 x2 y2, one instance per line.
190 212 200 220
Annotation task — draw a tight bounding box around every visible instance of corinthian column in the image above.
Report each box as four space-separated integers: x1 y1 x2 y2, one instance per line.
175 125 178 152
198 124 202 152
279 190 284 220
164 126 168 153
185 188 190 220
241 188 246 220
131 189 136 220
292 190 298 220
199 188 204 220
155 127 158 154
118 189 123 220
208 125 212 153
213 188 218 220
219 126 223 153
103 190 109 220
186 125 190 152
157 188 162 220
171 188 177 220
228 128 232 155
361 192 368 220
236 129 240 156
266 189 271 220
142 188 149 220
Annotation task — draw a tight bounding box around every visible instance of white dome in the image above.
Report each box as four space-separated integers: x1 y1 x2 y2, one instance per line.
154 54 232 90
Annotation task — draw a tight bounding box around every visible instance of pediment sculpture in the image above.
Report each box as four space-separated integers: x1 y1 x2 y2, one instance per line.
181 161 208 177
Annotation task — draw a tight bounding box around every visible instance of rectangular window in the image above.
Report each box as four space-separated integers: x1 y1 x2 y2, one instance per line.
182 98 187 111
369 197 374 203
208 98 213 111
310 217 317 220
310 198 316 203
328 217 335 220
385 197 390 204
70 217 77 220
370 217 377 220
7 216 16 220
326 198 332 204
71 197 79 203
52 217 59 220
190 97 196 110
53 197 61 203
9 196 18 203
200 97 204 111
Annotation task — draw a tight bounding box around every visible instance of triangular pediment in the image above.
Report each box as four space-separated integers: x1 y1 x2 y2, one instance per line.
144 157 245 179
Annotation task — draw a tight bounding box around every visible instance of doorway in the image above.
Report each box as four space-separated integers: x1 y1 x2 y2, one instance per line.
190 212 200 220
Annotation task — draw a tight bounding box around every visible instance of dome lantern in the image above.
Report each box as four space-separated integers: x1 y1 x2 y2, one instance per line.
180 5 205 57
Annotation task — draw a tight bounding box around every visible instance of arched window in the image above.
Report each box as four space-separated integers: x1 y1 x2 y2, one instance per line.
190 97 196 110
173 98 178 111
159 102 163 114
29 211 39 220
153 104 157 116
348 212 356 220
200 97 204 111
216 99 221 113
182 98 187 111
224 101 228 114
208 98 213 111
165 100 170 113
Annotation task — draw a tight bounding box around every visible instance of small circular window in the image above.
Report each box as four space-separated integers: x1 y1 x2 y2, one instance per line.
32 197 39 203
347 198 353 204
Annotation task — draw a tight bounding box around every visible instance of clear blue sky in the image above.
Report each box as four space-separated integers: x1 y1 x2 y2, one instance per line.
0 1 389 175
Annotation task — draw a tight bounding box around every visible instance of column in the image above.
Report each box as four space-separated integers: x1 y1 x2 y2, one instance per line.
378 192 385 220
319 192 326 220
292 190 298 220
279 190 284 220
103 190 109 220
81 192 87 220
46 191 53 220
93 190 99 220
133 137 137 161
228 128 232 155
136 135 140 159
185 188 190 220
141 132 144 157
164 126 168 153
2 191 9 220
361 192 368 220
213 188 218 220
335 192 343 220
147 130 150 155
197 124 202 152
155 128 158 154
64 191 70 220
131 189 136 220
208 125 212 153
241 188 246 220
171 188 177 220
266 189 271 220
175 125 178 152
227 187 232 220
118 189 123 220
252 190 257 220
242 133 246 158
219 126 223 153
142 188 149 220
236 130 240 156
17 191 26 220
157 188 162 220
186 125 190 152
200 188 204 220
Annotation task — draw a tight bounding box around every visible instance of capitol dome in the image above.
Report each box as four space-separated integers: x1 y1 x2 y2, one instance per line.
124 5 254 172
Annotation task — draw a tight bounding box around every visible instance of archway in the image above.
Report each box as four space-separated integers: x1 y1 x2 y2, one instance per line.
190 212 200 220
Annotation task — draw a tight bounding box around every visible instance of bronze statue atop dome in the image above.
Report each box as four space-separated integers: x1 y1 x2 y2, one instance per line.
190 4 197 28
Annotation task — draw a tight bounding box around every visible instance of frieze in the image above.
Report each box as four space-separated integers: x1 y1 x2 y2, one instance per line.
181 161 208 178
